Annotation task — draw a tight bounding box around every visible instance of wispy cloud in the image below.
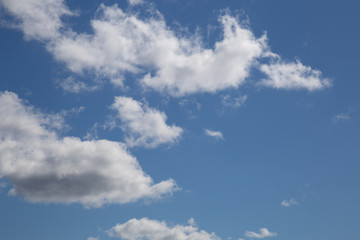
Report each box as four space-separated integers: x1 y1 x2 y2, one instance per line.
281 198 298 207
332 110 352 123
204 129 224 140
244 228 277 239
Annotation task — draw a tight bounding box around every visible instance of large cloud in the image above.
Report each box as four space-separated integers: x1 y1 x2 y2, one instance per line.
1 0 329 95
107 218 221 240
110 96 183 148
0 0 73 41
0 91 176 207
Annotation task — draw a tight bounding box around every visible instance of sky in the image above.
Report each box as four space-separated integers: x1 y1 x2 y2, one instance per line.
0 0 359 239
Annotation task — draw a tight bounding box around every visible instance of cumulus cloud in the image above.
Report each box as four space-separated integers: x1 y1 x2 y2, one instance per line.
0 0 73 41
110 96 183 148
244 228 277 239
107 218 220 240
204 129 224 140
259 60 331 91
281 198 298 207
0 91 176 207
1 1 329 95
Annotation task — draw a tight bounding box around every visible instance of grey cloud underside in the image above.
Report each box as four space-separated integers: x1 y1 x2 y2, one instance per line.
0 0 330 95
0 91 176 207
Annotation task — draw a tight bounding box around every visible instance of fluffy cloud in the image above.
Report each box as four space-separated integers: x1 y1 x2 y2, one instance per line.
110 96 183 148
259 60 331 91
281 198 298 207
204 129 224 140
107 218 220 240
0 91 176 207
1 1 330 95
244 228 277 239
0 0 73 41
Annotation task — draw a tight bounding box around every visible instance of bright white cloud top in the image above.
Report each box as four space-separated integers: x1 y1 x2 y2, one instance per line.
107 218 221 240
0 0 329 95
0 91 176 207
110 96 183 148
244 228 277 239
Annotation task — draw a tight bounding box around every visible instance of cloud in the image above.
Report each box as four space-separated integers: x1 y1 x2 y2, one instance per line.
107 218 221 240
0 0 73 41
222 94 247 108
1 1 329 95
87 237 99 240
110 96 183 148
244 228 277 239
128 0 144 5
281 198 298 207
0 91 177 207
332 111 351 123
204 129 224 140
259 60 331 91
57 77 100 93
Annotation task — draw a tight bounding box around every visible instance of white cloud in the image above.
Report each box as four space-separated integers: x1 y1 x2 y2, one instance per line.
87 237 99 240
1 1 329 95
244 228 277 239
110 96 183 148
107 218 220 240
0 0 73 41
128 0 144 5
204 129 224 140
0 91 177 207
259 60 331 91
281 198 298 207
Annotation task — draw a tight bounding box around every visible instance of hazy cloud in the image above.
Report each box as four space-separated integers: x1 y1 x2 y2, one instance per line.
281 198 298 207
244 228 277 239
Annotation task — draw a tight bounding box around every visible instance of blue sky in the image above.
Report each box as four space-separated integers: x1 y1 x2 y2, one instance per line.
0 0 359 239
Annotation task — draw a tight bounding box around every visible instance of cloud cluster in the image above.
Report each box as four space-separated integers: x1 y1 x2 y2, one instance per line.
107 218 221 240
0 91 176 207
110 96 183 148
0 0 330 95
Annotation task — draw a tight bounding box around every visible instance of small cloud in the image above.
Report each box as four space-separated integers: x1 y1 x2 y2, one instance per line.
332 112 351 123
222 94 247 108
281 198 298 207
245 228 277 239
204 129 224 140
87 237 98 240
57 77 100 93
128 0 144 5
0 182 7 194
